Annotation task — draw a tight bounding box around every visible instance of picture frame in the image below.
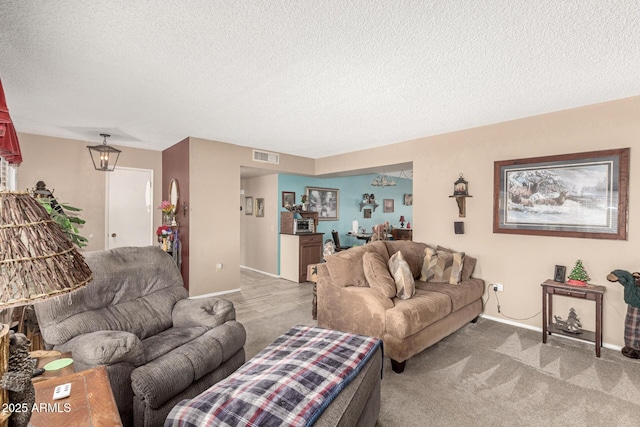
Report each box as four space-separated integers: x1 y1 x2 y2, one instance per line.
244 196 253 215
305 187 339 220
383 199 394 213
554 265 566 283
363 208 372 219
282 191 295 209
403 193 413 206
255 198 265 217
493 148 629 240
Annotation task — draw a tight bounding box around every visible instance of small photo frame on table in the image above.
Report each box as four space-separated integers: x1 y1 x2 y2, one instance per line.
244 196 253 215
554 265 566 283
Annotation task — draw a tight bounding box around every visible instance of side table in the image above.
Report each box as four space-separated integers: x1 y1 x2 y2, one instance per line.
30 365 122 426
541 279 606 357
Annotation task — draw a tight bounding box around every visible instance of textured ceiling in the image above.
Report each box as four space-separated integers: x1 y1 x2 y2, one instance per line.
1 1 640 158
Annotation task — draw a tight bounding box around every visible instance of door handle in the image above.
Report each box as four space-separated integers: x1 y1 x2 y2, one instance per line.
111 233 117 237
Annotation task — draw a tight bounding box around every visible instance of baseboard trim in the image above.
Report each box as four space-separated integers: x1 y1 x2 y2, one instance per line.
189 288 241 299
480 314 622 352
240 265 280 278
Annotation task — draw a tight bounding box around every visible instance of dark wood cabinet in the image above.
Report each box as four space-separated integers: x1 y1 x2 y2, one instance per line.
391 228 413 241
280 233 323 283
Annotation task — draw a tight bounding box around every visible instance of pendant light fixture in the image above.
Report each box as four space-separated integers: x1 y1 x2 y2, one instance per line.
87 133 121 171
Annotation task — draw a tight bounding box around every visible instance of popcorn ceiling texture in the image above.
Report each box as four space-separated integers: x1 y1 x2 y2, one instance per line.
1 1 639 157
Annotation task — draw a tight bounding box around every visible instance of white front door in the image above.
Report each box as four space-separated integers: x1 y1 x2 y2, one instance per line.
107 167 153 249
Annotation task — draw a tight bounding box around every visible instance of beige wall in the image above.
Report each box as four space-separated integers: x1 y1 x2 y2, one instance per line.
240 174 279 274
187 138 313 297
16 133 163 251
14 95 640 349
317 95 640 349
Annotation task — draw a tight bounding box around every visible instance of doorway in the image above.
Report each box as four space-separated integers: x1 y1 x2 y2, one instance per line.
107 167 154 249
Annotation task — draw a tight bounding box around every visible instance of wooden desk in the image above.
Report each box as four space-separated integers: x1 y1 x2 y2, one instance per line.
31 366 122 426
541 279 606 357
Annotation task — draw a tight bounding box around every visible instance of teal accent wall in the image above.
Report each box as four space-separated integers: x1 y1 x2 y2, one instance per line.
277 173 413 273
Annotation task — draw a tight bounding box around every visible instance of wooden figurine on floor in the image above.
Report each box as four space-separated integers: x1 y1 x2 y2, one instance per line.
607 270 640 359
1 332 36 427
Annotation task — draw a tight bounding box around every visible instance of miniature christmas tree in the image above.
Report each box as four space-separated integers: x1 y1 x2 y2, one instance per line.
567 259 590 286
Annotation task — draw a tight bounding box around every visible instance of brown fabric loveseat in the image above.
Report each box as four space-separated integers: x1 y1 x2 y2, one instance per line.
317 241 483 373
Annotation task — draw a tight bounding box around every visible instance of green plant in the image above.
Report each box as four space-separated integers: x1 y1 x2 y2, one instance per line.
36 198 88 248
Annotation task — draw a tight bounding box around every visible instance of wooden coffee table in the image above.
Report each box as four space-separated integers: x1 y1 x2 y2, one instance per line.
30 365 122 426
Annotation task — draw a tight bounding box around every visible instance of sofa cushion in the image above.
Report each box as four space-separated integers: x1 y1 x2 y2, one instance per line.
437 245 476 281
420 247 465 285
325 242 389 287
388 252 415 300
384 241 428 278
385 289 452 339
415 278 484 312
363 252 396 298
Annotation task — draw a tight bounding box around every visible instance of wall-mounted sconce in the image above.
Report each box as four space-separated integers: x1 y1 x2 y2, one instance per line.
182 201 188 216
449 174 472 217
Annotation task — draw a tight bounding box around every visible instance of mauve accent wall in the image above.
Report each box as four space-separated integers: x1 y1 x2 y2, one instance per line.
163 138 190 289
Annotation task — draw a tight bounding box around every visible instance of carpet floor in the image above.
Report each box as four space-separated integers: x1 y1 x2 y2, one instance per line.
230 269 640 426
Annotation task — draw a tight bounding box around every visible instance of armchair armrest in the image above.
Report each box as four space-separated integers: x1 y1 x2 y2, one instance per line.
172 297 235 328
317 275 393 339
55 330 144 367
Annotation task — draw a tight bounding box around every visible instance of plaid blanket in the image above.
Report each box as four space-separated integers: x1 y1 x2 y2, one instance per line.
165 325 382 427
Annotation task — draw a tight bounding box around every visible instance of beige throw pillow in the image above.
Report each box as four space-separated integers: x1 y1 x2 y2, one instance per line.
437 245 476 281
363 252 396 298
420 247 465 285
388 251 415 299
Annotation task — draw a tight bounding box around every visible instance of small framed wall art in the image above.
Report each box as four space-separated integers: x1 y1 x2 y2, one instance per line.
244 196 253 215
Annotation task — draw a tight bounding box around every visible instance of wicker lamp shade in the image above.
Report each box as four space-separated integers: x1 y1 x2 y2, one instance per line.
0 191 93 309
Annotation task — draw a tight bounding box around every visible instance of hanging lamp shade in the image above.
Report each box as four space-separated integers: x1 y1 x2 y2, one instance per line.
0 191 93 309
87 133 121 171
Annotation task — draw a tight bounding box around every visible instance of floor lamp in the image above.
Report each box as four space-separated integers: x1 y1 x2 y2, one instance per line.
0 191 93 426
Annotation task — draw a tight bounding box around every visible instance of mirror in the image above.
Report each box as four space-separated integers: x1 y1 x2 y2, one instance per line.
169 179 179 215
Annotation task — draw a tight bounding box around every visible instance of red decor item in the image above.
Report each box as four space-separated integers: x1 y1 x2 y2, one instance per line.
399 215 405 228
0 79 22 164
566 279 588 287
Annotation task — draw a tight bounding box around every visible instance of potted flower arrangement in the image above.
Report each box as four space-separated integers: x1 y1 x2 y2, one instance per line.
567 259 590 287
159 200 176 225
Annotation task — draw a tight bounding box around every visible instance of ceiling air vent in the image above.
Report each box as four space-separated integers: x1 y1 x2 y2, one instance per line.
252 150 279 164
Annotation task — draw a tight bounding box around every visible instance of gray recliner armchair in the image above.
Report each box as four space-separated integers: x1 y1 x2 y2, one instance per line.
34 246 246 427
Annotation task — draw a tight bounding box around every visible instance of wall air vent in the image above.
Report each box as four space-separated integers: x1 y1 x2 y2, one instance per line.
252 150 279 164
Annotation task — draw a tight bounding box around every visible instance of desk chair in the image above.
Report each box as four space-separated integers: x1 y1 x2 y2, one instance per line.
331 230 350 251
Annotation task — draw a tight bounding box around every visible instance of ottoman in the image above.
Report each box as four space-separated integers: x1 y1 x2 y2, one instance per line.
165 325 382 426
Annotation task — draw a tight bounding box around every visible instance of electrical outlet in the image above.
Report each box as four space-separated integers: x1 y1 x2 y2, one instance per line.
216 263 223 272
492 283 504 292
